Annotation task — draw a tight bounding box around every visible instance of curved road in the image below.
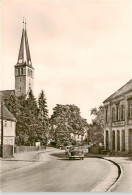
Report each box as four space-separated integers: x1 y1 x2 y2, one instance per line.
1 148 112 192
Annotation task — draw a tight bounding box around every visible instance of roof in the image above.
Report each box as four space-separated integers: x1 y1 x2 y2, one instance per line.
0 90 15 100
103 79 132 103
0 91 16 121
0 104 16 122
16 26 33 68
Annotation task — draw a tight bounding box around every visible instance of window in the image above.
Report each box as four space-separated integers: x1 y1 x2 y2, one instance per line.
20 78 21 82
128 99 132 119
23 68 26 75
21 68 23 75
15 69 18 76
5 121 7 127
121 105 125 120
5 138 7 144
18 68 20 75
105 108 108 122
10 122 12 127
116 105 120 121
112 108 115 122
10 139 12 145
129 104 132 118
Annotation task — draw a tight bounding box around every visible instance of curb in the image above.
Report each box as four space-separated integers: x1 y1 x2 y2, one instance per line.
90 156 123 192
106 160 123 192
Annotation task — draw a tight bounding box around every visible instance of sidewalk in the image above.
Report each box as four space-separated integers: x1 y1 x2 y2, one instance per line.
0 147 61 175
104 156 132 192
0 150 40 174
85 153 132 192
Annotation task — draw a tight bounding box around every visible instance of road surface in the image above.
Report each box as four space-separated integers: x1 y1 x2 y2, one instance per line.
0 148 111 192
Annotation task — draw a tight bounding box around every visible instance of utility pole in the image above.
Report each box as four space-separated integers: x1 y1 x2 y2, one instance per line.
1 96 4 158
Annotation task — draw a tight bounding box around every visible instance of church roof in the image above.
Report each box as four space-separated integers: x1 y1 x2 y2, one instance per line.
16 20 33 69
103 79 132 103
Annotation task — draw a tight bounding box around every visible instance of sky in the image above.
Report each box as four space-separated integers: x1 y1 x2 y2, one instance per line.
0 0 132 122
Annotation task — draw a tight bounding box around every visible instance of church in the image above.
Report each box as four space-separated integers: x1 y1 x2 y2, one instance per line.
0 20 34 99
0 21 35 151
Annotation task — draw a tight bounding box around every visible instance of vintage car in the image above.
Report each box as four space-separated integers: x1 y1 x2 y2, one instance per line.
68 148 84 160
65 146 73 154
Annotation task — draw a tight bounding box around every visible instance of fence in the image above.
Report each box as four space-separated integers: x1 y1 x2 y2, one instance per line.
90 146 104 154
14 145 46 153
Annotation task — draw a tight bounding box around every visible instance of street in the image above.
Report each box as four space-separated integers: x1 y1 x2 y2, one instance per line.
0 148 112 192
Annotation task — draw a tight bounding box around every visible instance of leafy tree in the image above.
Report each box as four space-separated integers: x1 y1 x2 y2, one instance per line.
49 104 88 146
38 90 49 145
38 90 49 138
89 105 104 144
38 90 48 118
5 90 47 146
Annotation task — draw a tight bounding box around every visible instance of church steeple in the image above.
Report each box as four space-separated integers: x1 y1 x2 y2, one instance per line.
17 19 33 68
15 19 34 97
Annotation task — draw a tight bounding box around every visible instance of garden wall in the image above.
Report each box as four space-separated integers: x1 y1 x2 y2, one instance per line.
14 145 46 153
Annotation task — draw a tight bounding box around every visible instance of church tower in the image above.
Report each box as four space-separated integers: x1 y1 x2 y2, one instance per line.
14 20 34 97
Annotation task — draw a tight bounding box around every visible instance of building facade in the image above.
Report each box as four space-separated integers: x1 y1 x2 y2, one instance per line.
103 79 132 153
70 132 87 143
0 104 16 149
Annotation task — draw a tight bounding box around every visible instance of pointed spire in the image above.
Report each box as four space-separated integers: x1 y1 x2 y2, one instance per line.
17 19 24 63
25 18 26 30
23 17 24 29
24 18 32 66
17 18 33 67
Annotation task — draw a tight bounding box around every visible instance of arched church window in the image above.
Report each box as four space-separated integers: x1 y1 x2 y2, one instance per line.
21 68 23 75
18 68 20 75
23 68 26 75
15 69 18 76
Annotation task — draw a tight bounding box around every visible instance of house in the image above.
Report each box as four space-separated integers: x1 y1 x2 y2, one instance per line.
103 79 132 153
70 131 87 143
0 102 17 155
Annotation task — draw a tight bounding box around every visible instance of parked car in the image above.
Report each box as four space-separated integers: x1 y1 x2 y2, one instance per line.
68 148 84 160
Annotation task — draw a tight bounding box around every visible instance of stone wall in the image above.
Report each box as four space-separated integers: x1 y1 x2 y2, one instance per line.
14 145 46 153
